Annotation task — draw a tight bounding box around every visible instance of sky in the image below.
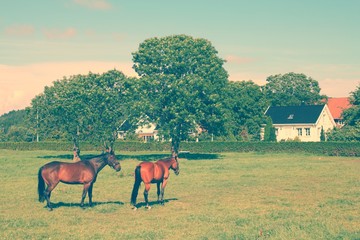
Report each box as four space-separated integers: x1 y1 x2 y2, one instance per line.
1 0 360 115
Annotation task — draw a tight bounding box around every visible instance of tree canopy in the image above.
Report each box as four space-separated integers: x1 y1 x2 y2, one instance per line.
263 72 324 106
223 81 267 140
27 70 135 150
132 35 229 153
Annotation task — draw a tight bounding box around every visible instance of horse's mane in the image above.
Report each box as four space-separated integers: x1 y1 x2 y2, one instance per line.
158 156 175 162
81 152 109 162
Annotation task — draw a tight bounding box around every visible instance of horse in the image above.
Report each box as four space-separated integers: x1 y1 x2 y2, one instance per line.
37 148 121 210
130 152 180 210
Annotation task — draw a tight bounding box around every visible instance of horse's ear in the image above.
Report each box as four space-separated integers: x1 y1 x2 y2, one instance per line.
108 146 113 154
171 148 178 159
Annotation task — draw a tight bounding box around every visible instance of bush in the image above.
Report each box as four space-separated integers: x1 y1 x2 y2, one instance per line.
0 141 359 157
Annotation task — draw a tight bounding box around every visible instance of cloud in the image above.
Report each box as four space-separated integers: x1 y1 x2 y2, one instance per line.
0 61 137 115
73 0 112 10
4 24 35 37
43 27 77 40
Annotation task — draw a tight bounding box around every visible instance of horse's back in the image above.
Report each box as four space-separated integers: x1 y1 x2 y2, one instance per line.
138 161 166 183
42 161 95 184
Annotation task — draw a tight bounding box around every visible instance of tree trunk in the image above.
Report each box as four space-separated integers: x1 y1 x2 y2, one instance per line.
171 136 180 155
72 138 81 162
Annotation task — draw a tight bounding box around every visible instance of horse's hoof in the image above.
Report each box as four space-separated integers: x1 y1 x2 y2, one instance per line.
132 207 137 211
145 206 152 210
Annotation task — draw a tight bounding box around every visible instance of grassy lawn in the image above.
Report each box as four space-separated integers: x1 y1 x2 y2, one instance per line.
0 150 359 239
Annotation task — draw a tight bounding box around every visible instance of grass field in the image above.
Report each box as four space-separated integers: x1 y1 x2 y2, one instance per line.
0 150 359 240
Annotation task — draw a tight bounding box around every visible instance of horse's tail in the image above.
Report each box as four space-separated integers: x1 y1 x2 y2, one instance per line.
130 166 142 206
37 167 46 202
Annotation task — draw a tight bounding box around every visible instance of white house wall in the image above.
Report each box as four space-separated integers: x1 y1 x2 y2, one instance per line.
274 105 336 142
275 124 319 142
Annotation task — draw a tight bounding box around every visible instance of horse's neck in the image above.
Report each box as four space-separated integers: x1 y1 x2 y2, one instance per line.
89 155 107 173
158 158 173 169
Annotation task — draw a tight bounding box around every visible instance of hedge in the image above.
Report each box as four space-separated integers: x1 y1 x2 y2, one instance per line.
0 141 359 157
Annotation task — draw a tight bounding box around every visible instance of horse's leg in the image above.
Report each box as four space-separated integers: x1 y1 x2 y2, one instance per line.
160 180 168 205
44 182 58 211
80 182 91 208
88 183 94 207
144 183 151 209
156 182 161 203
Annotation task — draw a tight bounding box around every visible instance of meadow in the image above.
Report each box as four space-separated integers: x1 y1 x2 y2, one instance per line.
0 149 359 239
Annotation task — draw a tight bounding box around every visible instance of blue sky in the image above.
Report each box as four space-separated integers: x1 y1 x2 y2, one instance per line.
1 0 359 114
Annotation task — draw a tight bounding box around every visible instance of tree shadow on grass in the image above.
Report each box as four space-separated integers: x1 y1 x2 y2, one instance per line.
179 152 221 160
117 152 221 161
46 200 124 209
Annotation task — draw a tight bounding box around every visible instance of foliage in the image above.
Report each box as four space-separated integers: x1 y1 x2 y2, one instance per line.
0 110 30 142
263 117 276 142
320 127 326 141
0 110 26 132
342 84 360 126
132 35 229 153
223 81 267 140
327 123 360 142
1 141 359 157
262 72 324 106
327 84 360 141
26 70 136 150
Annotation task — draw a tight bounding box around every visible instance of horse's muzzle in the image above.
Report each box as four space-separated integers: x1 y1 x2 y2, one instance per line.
113 163 121 172
174 169 180 175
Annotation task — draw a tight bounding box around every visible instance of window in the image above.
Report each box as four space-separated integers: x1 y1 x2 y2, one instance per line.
297 128 302 136
305 128 310 136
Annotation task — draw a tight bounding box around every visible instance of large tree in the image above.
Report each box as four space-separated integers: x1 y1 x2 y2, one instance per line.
132 35 229 153
27 70 135 154
262 72 324 106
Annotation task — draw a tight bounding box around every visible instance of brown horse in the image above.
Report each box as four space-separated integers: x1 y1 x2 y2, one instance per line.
130 152 179 209
37 148 121 210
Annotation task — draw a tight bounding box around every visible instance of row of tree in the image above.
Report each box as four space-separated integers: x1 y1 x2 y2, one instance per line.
1 35 359 152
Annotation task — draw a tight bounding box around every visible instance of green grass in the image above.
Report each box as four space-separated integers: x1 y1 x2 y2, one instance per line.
0 150 359 239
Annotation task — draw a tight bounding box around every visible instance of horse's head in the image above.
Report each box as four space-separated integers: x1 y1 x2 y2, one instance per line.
171 154 180 175
106 148 121 172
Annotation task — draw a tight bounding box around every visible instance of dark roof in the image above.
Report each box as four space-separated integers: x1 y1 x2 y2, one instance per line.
265 105 325 124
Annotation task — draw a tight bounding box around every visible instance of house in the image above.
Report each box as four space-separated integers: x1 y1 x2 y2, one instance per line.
325 97 351 127
135 123 159 142
264 104 336 142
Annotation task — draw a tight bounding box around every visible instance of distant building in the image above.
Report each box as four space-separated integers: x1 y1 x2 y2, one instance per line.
135 123 159 142
325 97 351 127
263 105 336 142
